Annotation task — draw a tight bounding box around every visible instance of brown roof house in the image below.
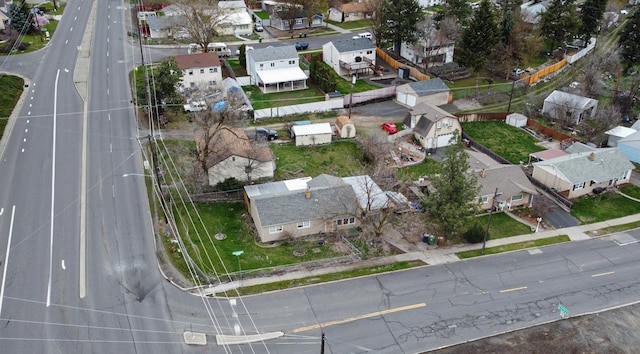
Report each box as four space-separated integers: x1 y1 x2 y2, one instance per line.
174 52 222 91
328 1 373 22
403 102 461 151
195 126 275 185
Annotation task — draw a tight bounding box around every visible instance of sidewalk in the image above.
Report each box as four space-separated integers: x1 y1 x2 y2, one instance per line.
196 213 640 296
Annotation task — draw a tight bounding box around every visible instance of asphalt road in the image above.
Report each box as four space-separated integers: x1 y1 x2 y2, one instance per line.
2 3 640 353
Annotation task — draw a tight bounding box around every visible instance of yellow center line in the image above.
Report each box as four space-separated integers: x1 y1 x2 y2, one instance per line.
592 271 615 277
292 303 426 333
500 286 528 293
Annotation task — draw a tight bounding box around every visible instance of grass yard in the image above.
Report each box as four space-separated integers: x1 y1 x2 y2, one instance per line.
474 212 534 239
324 19 372 30
462 121 545 164
336 78 381 94
254 11 270 20
271 140 367 179
571 191 640 224
621 185 640 199
397 158 440 181
170 202 348 278
243 86 326 109
456 235 570 259
0 75 24 137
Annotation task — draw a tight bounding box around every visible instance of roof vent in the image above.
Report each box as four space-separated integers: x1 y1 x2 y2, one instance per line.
588 152 596 161
480 168 486 178
305 187 311 199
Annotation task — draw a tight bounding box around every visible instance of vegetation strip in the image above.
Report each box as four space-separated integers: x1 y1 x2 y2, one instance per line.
455 235 570 259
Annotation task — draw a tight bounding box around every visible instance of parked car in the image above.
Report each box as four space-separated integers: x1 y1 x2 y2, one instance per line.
294 41 309 50
254 127 278 141
381 122 398 134
254 23 264 32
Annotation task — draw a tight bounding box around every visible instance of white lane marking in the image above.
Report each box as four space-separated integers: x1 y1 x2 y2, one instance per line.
0 208 3 216
23 138 26 142
79 98 89 299
70 27 73 32
65 39 68 44
47 69 61 308
74 16 77 20
27 112 30 115
64 68 69 73
500 286 527 293
24 129 28 133
61 260 66 270
21 149 24 153
0 206 17 317
592 271 615 277
26 120 29 123
29 103 32 107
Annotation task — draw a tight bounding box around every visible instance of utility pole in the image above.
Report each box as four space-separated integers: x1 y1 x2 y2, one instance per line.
347 74 356 119
507 79 516 112
320 332 325 354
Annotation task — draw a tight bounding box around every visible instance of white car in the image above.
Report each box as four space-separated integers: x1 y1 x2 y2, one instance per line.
254 23 264 32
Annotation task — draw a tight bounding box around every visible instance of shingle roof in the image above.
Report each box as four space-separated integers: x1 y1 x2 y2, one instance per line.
477 165 538 198
331 37 375 53
195 126 273 166
336 1 371 13
412 103 456 136
533 148 634 184
335 115 353 130
399 78 450 97
247 45 298 62
174 52 221 69
545 90 597 110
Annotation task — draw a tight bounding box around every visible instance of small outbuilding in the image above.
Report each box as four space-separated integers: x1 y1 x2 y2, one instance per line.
396 77 451 108
506 113 528 128
335 115 356 138
605 126 637 147
291 123 333 146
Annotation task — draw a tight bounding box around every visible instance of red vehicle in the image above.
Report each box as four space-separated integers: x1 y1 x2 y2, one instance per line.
381 122 398 134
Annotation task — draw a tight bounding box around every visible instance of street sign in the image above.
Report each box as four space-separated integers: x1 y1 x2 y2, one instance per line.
558 304 569 318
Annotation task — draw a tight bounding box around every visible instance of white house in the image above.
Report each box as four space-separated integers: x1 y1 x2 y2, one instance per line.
246 46 308 93
395 78 451 108
291 123 333 146
542 90 598 125
217 0 253 36
322 37 376 77
399 28 455 68
174 52 222 90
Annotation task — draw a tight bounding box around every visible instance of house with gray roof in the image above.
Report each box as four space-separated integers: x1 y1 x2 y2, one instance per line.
475 164 538 211
532 147 634 199
246 45 308 93
542 90 598 125
396 78 451 108
404 102 461 151
244 174 391 242
322 37 376 77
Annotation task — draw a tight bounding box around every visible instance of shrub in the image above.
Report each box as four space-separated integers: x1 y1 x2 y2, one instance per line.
464 223 486 244
217 177 243 191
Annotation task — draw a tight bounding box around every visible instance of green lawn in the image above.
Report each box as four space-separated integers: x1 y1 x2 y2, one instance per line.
571 191 640 224
271 140 367 179
398 159 440 181
170 202 348 278
621 185 640 199
474 212 534 239
243 86 326 109
462 121 545 164
254 11 270 20
0 75 24 137
336 78 381 94
324 19 372 30
456 235 571 259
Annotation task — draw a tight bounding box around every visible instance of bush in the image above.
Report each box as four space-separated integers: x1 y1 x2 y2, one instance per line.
464 223 486 244
217 177 243 191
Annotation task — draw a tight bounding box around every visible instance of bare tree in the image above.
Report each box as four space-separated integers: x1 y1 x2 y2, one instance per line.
358 129 393 171
437 17 462 43
581 103 620 146
367 0 387 47
193 105 245 174
413 17 451 69
169 0 229 53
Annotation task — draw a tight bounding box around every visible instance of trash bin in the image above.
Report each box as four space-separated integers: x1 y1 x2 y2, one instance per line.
259 37 262 43
428 235 436 245
303 33 307 38
422 233 429 243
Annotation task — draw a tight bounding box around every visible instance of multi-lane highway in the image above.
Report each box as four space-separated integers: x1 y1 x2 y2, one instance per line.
2 1 640 353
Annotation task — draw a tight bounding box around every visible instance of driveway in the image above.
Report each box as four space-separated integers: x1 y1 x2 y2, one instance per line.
532 194 579 229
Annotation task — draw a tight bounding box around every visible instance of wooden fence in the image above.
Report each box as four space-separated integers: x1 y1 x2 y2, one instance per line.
455 112 509 123
344 86 396 106
525 119 575 142
526 58 567 85
376 48 430 81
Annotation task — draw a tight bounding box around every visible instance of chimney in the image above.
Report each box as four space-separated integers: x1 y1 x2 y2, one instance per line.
305 187 311 199
588 152 595 161
480 168 486 178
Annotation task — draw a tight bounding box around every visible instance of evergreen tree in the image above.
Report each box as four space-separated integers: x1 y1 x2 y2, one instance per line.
435 0 472 27
539 0 580 52
501 8 514 44
619 10 640 71
422 133 480 238
457 0 500 71
8 1 30 34
381 0 425 55
578 0 607 45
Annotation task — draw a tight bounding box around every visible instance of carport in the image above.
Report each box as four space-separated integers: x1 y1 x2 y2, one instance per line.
256 67 308 93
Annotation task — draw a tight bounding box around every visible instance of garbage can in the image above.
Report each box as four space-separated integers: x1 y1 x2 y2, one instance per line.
428 234 436 245
422 233 429 243
259 37 262 43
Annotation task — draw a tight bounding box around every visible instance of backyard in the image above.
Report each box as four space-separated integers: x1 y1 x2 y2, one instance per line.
462 121 546 164
243 85 326 110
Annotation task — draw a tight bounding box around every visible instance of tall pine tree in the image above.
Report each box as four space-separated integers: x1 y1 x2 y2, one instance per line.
619 10 640 72
457 0 500 71
578 0 607 46
539 0 580 52
8 1 30 34
381 0 425 55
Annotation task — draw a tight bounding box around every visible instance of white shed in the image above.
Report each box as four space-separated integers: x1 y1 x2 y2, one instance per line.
291 123 333 146
605 126 637 147
506 113 528 128
335 115 356 138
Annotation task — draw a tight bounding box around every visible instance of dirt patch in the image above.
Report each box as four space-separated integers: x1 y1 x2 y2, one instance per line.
435 303 640 353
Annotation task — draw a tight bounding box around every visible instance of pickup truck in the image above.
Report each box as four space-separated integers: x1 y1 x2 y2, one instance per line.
183 101 207 113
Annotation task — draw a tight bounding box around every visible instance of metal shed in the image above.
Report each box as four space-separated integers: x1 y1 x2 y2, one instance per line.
291 123 333 146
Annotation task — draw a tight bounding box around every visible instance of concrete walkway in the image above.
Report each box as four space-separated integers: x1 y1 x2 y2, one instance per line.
196 213 640 296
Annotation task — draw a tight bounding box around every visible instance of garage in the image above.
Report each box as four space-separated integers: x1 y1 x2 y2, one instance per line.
396 89 417 107
437 133 454 147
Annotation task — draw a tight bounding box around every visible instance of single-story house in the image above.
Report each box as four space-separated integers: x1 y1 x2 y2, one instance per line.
174 52 222 90
328 1 373 22
542 90 598 125
506 113 528 128
403 102 461 150
322 37 376 77
476 165 538 211
269 8 324 31
395 78 451 108
531 147 634 199
291 122 333 146
605 126 637 147
618 131 640 163
195 126 275 185
244 174 390 242
335 115 356 138
246 46 308 93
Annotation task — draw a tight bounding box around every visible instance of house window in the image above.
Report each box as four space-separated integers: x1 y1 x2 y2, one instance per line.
297 220 310 229
188 70 193 75
511 194 523 201
208 81 216 86
572 182 585 191
259 64 264 69
269 225 283 234
190 82 195 88
200 69 205 74
270 62 275 67
209 68 218 73
336 217 355 226
480 196 488 204
436 121 442 129
367 50 373 54
295 19 303 25
621 170 630 180
289 60 295 65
